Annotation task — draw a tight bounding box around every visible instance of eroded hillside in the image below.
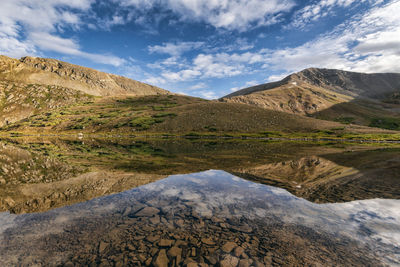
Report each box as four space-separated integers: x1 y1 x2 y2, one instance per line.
0 55 170 97
221 68 400 130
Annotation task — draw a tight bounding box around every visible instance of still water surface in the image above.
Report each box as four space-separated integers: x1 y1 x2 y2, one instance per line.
0 139 399 266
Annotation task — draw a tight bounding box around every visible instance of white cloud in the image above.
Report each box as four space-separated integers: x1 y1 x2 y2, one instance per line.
199 90 218 100
158 50 270 83
143 0 400 93
159 53 249 82
0 36 36 59
148 41 204 57
289 0 378 29
154 1 400 89
115 0 296 31
189 82 207 90
143 76 167 86
230 80 259 92
0 0 125 66
263 0 400 73
267 73 291 82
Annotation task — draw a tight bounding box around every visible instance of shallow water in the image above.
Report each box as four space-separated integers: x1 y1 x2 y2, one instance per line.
0 170 399 266
0 138 399 266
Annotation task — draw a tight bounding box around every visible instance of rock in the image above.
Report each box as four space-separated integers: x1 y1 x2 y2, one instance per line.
201 237 215 246
253 260 265 267
150 248 159 256
147 235 161 243
145 258 152 266
238 259 253 267
183 258 196 265
175 240 188 247
168 246 182 264
220 255 239 267
149 215 160 224
187 263 199 267
221 242 237 253
135 207 160 217
133 235 145 241
233 246 244 257
159 239 174 247
126 243 135 251
99 259 112 267
154 249 169 267
64 262 74 267
263 253 273 265
211 216 224 223
99 241 108 253
205 255 218 265
137 254 147 262
192 211 201 219
168 246 182 257
122 207 131 216
175 219 185 227
230 224 252 233
191 247 197 257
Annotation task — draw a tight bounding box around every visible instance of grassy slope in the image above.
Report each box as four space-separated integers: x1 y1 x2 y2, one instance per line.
221 81 353 115
221 69 400 131
2 94 397 140
0 80 94 127
313 98 400 130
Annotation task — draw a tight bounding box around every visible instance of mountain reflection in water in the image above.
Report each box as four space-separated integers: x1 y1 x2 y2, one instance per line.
0 170 399 266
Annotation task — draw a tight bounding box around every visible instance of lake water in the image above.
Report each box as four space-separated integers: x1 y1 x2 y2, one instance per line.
0 138 399 266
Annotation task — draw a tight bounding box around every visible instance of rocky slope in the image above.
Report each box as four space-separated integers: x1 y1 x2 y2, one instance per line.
0 55 171 127
0 55 169 97
221 68 400 128
0 80 93 127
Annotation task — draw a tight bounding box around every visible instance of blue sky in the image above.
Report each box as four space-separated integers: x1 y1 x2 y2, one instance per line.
1 0 399 99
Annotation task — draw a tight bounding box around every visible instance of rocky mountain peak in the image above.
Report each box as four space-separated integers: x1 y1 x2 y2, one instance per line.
0 55 170 97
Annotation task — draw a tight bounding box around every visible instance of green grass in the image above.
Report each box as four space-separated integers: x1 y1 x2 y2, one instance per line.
369 117 400 130
129 116 162 130
334 117 355 124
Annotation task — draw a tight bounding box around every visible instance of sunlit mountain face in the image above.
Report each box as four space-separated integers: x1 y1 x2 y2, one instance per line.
1 0 399 99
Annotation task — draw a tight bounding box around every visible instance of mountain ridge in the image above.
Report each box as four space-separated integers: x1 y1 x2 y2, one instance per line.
224 68 400 98
220 68 400 129
0 55 170 97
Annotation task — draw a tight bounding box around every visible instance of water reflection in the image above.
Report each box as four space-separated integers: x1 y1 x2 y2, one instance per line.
1 138 400 214
0 170 398 266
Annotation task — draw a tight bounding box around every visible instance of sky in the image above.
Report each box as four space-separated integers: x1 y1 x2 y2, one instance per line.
1 0 399 99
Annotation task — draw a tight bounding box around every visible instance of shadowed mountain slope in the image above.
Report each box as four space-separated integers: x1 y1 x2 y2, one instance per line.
0 55 171 127
221 68 400 129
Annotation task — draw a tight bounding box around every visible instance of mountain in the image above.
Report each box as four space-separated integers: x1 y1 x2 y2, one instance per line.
3 94 387 136
0 55 169 96
0 56 398 137
0 55 170 126
221 68 400 129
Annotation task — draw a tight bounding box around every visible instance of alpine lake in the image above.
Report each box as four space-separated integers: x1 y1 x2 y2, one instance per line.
0 137 399 266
